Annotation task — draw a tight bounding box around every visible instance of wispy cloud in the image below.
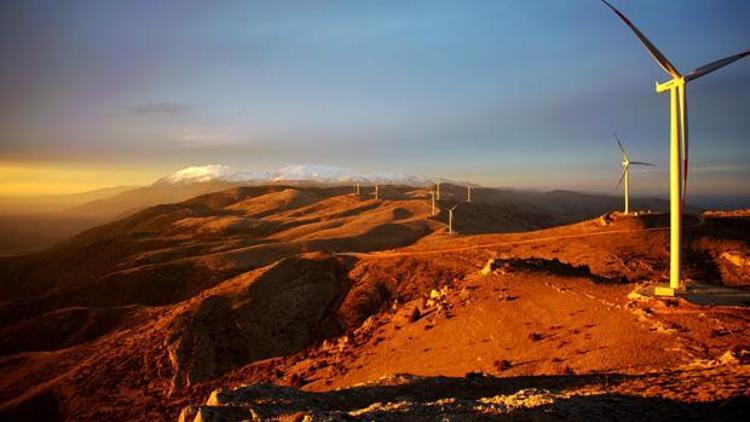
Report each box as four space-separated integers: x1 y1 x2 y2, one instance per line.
122 101 192 117
172 128 245 149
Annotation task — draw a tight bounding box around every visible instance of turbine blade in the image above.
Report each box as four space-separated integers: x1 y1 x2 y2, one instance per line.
615 167 626 191
679 85 689 205
685 50 750 82
629 161 655 166
600 0 681 78
613 133 629 161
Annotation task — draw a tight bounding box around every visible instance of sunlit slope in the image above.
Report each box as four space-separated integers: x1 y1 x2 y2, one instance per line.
0 183 746 421
3 183 642 311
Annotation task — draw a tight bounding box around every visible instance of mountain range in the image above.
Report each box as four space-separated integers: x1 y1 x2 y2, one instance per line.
0 164 677 256
155 164 457 187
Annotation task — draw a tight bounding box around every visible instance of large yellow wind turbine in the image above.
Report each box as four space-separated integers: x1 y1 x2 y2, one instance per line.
601 0 750 295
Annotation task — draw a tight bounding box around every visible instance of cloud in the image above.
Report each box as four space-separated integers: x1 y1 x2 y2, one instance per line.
171 128 245 149
122 101 192 117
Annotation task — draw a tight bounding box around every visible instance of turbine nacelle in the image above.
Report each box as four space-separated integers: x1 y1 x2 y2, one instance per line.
655 77 684 94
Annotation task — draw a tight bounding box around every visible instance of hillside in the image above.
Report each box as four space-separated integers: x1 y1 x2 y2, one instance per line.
0 186 747 421
0 164 680 257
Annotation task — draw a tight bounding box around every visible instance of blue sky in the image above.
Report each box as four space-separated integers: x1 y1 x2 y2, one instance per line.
1 0 749 197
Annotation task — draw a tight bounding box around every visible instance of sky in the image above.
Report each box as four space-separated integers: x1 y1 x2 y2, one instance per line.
1 0 749 199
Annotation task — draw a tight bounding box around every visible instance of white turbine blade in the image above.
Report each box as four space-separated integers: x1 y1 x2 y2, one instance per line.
685 50 750 82
679 86 689 205
629 161 655 166
615 167 626 190
600 0 681 78
613 133 629 161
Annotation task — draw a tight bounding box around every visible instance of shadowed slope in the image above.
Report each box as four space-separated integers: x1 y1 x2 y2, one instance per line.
164 253 351 392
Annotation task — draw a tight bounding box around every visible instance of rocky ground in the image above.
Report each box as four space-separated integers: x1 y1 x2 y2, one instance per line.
180 254 750 420
0 186 748 421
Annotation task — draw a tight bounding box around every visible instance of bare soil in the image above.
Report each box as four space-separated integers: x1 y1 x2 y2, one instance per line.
0 186 748 421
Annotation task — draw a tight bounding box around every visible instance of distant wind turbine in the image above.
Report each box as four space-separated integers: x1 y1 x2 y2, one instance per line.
614 134 654 215
436 181 441 201
466 185 472 203
372 184 379 201
448 204 458 234
429 190 438 216
601 0 749 295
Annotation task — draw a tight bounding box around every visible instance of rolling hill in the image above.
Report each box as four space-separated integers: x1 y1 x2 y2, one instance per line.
0 184 746 421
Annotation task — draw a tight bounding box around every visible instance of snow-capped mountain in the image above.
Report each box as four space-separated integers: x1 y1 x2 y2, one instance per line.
365 171 434 187
155 164 454 187
270 164 369 184
156 165 269 185
159 165 234 184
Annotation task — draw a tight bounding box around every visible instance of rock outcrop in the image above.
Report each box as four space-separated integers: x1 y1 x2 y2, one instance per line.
165 254 351 392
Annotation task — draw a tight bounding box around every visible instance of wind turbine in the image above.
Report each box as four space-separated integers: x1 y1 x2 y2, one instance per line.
614 134 654 215
466 185 472 203
429 190 438 216
435 181 441 200
601 0 749 295
355 183 360 196
448 204 458 234
372 184 379 201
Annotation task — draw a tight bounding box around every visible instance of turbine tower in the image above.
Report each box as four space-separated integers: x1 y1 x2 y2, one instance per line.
601 0 749 295
373 184 379 201
614 134 654 215
435 181 441 200
355 183 360 196
429 190 438 216
448 204 458 234
466 185 472 203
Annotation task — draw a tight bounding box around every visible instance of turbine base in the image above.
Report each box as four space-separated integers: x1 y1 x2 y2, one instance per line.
653 284 676 297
